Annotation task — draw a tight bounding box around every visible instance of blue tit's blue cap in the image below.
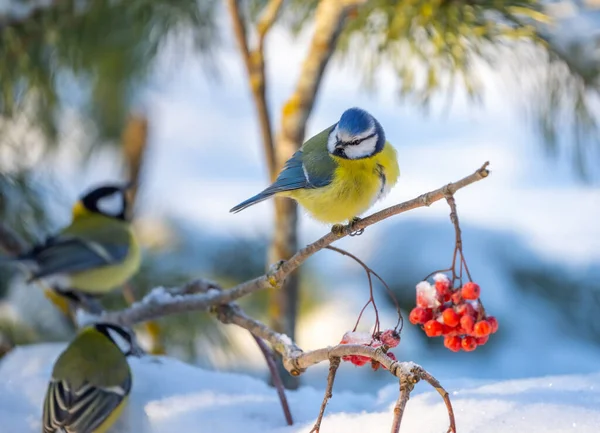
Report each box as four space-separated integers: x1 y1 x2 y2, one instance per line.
338 107 374 135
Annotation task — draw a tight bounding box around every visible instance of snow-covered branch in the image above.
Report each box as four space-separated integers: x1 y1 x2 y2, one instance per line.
103 162 490 328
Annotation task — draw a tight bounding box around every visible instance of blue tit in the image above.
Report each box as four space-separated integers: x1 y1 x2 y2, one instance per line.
6 183 141 302
230 107 400 225
42 322 140 433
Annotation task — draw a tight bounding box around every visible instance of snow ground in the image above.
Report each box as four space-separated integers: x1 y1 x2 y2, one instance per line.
2 344 600 433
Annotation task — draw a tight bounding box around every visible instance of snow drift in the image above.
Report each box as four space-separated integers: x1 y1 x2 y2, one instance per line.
1 343 600 432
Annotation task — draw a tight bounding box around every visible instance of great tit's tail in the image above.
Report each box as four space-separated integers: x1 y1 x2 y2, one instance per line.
230 190 276 213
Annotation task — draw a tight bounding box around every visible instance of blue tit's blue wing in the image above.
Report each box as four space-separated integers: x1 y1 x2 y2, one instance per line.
23 235 128 281
230 149 333 213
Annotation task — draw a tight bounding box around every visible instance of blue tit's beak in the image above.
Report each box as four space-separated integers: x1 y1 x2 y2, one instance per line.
334 141 344 150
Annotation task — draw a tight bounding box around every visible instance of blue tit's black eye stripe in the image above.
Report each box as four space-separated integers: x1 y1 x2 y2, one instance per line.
345 132 377 146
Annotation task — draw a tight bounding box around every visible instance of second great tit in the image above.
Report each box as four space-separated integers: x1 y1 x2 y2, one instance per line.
9 183 141 303
42 322 140 433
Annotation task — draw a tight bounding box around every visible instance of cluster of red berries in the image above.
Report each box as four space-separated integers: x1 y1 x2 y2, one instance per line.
339 329 400 370
409 273 498 352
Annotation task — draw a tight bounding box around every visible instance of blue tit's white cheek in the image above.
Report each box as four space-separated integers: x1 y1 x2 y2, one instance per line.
97 193 124 216
343 134 379 159
327 125 339 154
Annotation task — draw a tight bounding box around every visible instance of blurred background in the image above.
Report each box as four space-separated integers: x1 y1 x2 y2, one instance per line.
0 0 599 394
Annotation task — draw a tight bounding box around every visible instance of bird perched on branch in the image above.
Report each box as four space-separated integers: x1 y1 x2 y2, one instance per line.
3 183 141 308
230 107 399 232
42 322 141 433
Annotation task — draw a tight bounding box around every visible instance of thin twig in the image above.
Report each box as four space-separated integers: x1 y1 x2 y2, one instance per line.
417 368 457 433
252 335 294 426
309 357 340 433
325 246 403 333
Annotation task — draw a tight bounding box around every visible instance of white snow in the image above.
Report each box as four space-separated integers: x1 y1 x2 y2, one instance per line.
416 281 440 308
2 344 600 433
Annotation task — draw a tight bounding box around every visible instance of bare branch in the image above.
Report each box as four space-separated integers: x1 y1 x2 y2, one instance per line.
251 335 294 426
390 379 415 433
256 0 284 52
226 0 277 178
309 357 340 433
103 163 490 326
273 162 490 281
279 0 369 147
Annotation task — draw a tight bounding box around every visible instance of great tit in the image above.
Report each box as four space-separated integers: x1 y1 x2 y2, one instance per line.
230 107 400 224
42 322 140 433
9 184 141 304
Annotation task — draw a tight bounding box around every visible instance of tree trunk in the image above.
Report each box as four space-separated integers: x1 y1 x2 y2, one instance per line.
268 0 367 389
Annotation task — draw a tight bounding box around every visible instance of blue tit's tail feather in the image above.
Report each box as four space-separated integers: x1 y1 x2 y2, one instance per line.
230 190 277 213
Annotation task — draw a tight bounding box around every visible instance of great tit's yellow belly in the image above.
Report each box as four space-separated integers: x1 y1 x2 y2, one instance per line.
287 142 399 224
68 232 141 294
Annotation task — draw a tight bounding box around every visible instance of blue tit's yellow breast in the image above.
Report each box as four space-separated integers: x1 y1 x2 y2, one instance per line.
288 142 399 224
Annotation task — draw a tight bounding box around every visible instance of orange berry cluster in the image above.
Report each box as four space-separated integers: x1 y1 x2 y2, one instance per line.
339 329 400 370
409 274 498 352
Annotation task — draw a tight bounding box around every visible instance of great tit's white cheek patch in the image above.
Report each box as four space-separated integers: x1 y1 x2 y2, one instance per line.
106 328 133 355
97 193 124 216
327 125 339 154
344 135 378 159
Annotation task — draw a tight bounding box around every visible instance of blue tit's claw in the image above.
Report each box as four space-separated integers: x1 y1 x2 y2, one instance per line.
348 217 364 236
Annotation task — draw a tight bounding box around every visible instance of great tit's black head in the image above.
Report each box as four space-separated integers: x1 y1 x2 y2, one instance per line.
94 322 144 357
77 183 132 220
327 107 386 160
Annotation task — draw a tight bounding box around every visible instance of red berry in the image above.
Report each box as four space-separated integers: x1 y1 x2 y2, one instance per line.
435 279 452 303
460 315 475 334
456 303 476 317
442 309 460 327
343 355 370 366
476 336 489 345
451 291 462 304
409 307 433 325
386 351 397 361
423 320 443 337
461 336 478 352
380 329 400 348
487 316 499 333
474 320 492 337
444 336 462 352
441 324 455 335
461 282 481 300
